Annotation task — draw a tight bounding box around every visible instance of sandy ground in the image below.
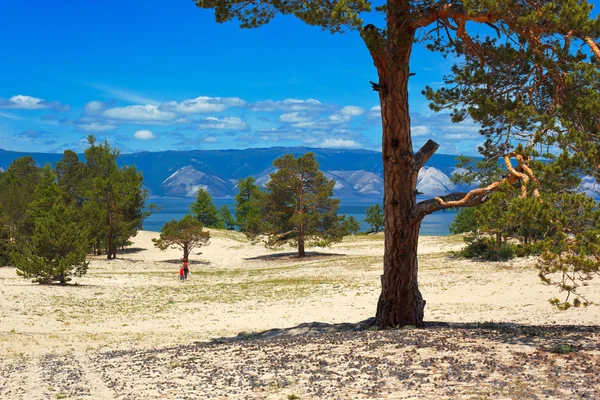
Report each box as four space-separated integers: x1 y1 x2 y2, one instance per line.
1 230 599 399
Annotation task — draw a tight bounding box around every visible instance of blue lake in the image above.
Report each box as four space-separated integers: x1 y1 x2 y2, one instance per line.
143 196 457 236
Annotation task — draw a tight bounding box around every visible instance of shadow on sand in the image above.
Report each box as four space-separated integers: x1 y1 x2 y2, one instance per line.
163 259 210 266
244 251 346 262
209 318 600 352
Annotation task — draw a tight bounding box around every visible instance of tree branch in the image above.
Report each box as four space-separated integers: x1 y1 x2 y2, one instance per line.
415 139 439 171
360 24 387 71
411 152 540 222
584 36 600 62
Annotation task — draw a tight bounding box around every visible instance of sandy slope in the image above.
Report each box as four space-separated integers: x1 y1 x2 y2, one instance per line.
1 230 599 399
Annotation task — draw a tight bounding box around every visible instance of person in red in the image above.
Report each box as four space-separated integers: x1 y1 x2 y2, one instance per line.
179 265 185 282
183 258 189 280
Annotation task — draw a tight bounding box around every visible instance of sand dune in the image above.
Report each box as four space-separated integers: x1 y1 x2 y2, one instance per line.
1 230 598 399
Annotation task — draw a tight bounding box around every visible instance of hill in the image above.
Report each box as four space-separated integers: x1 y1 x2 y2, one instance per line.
0 147 468 198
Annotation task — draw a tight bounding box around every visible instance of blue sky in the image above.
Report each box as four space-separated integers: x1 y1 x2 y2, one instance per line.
0 1 597 155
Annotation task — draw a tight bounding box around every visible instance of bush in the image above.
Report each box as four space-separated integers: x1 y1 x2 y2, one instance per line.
456 237 541 261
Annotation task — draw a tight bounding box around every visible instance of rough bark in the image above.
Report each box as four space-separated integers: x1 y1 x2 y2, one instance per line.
372 22 426 328
298 228 305 258
183 243 189 261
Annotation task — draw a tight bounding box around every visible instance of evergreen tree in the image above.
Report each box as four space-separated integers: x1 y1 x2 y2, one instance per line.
14 203 89 284
152 214 210 261
0 157 41 240
0 205 11 267
234 177 263 233
190 188 220 228
341 215 362 235
218 205 235 230
195 0 600 327
449 207 476 235
83 136 147 259
56 149 85 205
364 204 384 233
258 153 343 257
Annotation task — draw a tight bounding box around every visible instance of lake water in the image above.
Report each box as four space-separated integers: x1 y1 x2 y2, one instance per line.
143 196 457 236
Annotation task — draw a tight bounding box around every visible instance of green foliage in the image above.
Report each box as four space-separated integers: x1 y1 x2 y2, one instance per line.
152 214 210 260
56 149 85 205
341 215 361 235
234 177 263 234
0 206 11 267
218 205 235 230
449 207 476 234
257 152 344 256
14 203 89 284
364 204 384 233
195 0 371 33
190 188 220 228
0 156 41 240
456 237 541 262
83 136 148 259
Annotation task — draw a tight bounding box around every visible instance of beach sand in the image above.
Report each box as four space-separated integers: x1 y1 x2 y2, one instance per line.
1 230 598 399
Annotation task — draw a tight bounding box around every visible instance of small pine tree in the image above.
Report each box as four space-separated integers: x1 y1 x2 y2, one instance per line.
234 177 263 233
364 204 384 233
258 153 344 257
14 203 90 284
218 205 235 230
190 188 220 228
341 215 361 235
152 214 210 261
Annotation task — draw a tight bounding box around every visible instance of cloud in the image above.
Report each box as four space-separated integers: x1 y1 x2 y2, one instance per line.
339 106 365 116
87 83 160 105
103 105 177 122
203 136 218 143
411 125 431 137
160 96 246 114
250 98 325 112
84 101 108 114
367 105 381 120
279 112 313 123
0 95 69 112
316 138 361 148
134 130 156 140
77 122 117 132
19 129 51 139
196 117 248 130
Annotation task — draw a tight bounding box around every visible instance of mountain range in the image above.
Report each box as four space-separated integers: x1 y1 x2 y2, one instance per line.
0 147 470 198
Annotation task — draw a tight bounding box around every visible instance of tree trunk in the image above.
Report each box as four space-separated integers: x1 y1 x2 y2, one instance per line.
298 227 305 258
183 243 189 261
374 31 426 328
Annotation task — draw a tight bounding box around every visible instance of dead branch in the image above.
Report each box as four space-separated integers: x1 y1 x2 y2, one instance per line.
411 152 540 222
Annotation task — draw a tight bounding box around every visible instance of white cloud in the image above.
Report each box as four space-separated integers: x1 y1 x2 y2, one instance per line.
0 95 69 112
87 83 160 105
77 122 117 132
318 139 361 148
103 105 177 122
279 112 313 123
160 96 246 114
411 125 431 137
197 117 248 130
134 130 156 140
84 101 108 114
250 98 324 112
443 133 478 140
203 136 218 143
339 106 365 116
327 114 352 124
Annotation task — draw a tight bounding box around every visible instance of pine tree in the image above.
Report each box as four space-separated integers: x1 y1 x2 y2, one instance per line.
190 188 220 228
83 136 147 259
341 215 362 235
152 214 210 261
364 204 384 233
234 177 263 233
218 205 235 230
258 153 344 257
14 203 89 284
56 150 85 205
195 0 600 327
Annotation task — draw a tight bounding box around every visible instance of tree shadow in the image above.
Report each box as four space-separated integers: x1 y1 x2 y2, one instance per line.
163 259 211 266
244 251 347 262
118 247 146 254
209 318 600 353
